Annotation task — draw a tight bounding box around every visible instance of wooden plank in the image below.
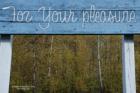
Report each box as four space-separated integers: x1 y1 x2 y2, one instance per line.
0 0 139 10
0 22 139 34
0 9 139 22
0 35 12 93
122 35 136 93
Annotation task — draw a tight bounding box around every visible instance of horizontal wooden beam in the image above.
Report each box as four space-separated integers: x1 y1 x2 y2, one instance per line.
0 0 139 34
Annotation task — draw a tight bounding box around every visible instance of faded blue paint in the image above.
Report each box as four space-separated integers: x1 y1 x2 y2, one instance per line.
0 0 140 34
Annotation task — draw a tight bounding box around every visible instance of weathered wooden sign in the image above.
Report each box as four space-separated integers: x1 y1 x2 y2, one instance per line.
0 1 138 93
0 0 139 34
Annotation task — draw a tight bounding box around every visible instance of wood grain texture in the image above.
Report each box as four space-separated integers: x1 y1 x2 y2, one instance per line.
0 35 12 93
0 0 140 34
122 35 136 93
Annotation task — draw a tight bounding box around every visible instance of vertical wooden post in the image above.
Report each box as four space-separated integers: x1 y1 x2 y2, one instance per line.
122 35 136 93
0 35 13 93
